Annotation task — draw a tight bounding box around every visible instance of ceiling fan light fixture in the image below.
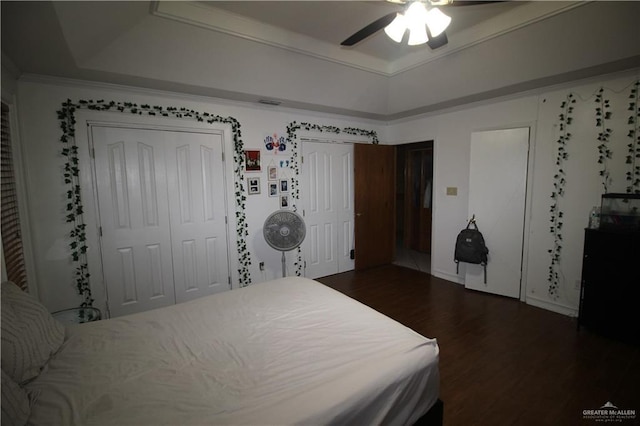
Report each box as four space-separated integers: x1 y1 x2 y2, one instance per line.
382 0 451 47
406 1 429 45
384 13 407 43
406 1 429 25
407 24 429 45
425 7 451 37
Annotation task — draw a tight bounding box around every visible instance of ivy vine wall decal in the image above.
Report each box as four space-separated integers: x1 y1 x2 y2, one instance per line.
595 88 613 192
627 81 640 194
548 93 574 299
58 99 251 307
547 78 640 299
285 121 379 276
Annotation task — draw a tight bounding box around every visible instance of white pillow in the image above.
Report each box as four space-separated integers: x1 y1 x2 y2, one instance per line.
1 368 30 426
1 281 65 384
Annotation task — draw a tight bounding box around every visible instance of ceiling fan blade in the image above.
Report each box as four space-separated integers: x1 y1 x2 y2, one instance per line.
341 12 397 46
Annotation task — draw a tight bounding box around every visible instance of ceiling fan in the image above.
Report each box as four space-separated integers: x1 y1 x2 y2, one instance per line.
341 0 499 50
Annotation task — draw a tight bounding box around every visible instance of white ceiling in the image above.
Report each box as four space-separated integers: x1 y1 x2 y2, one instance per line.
176 0 531 72
2 1 640 120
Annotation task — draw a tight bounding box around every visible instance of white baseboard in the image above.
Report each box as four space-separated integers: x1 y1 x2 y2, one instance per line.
526 294 578 317
433 270 578 318
431 269 465 285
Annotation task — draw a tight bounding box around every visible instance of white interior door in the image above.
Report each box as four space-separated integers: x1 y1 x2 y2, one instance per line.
165 131 230 303
93 127 176 317
92 127 231 317
466 128 530 298
301 141 354 279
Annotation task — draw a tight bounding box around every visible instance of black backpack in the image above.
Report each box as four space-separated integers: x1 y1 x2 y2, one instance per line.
454 217 489 283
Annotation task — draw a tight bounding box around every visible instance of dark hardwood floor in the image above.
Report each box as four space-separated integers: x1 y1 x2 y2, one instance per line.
317 265 640 426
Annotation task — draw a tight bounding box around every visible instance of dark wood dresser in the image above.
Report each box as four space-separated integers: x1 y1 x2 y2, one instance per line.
578 228 640 344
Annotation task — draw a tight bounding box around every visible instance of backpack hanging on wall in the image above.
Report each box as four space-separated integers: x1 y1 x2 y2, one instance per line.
454 216 489 283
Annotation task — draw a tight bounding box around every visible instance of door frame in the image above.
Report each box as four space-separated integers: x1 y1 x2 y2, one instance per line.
298 135 358 277
74 110 239 316
468 122 537 302
394 140 434 274
399 141 434 253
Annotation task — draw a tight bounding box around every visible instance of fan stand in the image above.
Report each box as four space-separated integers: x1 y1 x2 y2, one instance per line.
263 210 306 278
281 251 286 277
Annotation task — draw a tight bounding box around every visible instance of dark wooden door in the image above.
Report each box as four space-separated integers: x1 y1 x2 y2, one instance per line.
354 143 395 270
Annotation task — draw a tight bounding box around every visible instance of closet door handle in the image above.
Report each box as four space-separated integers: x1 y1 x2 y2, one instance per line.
356 213 362 217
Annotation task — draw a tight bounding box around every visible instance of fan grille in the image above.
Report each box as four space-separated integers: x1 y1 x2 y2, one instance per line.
263 210 306 251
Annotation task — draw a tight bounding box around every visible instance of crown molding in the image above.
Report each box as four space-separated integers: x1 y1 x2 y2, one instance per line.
17 73 387 123
152 1 586 78
152 1 390 76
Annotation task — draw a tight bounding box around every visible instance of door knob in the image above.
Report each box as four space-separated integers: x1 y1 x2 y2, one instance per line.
356 213 362 217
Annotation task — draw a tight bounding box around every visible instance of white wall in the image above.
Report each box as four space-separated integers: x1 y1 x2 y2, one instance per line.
386 95 539 282
525 73 640 314
2 66 18 101
386 69 640 316
15 77 383 312
14 68 640 316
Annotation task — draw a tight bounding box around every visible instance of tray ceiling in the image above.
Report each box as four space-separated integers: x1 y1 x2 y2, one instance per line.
2 1 639 120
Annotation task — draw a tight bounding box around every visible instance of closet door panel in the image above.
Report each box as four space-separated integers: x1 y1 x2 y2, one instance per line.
92 127 175 317
165 132 230 303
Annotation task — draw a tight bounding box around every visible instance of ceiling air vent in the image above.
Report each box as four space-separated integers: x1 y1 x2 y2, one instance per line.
258 99 282 106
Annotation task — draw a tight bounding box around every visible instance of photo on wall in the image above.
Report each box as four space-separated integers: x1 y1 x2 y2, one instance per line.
279 179 288 193
280 195 289 209
245 150 261 172
247 177 260 195
268 165 277 181
268 182 278 197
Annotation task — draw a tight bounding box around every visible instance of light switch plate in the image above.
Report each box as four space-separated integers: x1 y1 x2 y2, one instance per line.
446 187 458 196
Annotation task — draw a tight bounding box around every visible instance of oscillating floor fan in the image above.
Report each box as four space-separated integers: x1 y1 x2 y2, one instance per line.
263 210 306 277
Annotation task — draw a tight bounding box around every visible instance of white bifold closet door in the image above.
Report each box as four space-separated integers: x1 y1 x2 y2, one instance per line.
92 127 230 318
301 141 354 279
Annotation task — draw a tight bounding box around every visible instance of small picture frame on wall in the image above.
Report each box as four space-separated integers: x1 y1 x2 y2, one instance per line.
247 177 260 195
268 182 278 197
268 165 277 181
280 195 289 209
279 179 288 193
245 150 261 172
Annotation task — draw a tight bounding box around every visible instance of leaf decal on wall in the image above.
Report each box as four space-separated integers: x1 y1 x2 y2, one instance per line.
285 122 378 276
595 88 613 192
626 81 640 195
58 100 251 307
548 93 575 299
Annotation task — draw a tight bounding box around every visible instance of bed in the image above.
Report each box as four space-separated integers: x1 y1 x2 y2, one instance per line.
1 277 440 425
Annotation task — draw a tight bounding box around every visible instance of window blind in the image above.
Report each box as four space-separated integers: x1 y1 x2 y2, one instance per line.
1 102 29 291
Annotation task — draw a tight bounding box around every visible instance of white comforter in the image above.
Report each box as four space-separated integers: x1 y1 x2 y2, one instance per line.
27 277 439 425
